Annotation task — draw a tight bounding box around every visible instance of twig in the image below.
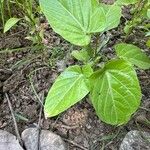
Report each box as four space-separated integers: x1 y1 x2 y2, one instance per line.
63 138 88 150
51 123 78 130
37 105 43 150
58 124 78 130
37 92 44 150
5 93 23 146
51 115 61 130
38 104 43 128
29 75 43 106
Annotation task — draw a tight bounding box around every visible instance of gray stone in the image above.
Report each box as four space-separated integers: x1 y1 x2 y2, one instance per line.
0 130 23 150
21 128 39 150
120 130 150 150
40 130 66 150
22 128 66 150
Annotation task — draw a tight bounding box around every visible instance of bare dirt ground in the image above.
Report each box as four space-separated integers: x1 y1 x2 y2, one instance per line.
0 1 150 150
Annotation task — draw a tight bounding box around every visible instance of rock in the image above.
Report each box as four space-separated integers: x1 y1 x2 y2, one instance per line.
22 128 66 150
22 128 39 150
40 130 66 150
0 130 23 150
120 130 150 150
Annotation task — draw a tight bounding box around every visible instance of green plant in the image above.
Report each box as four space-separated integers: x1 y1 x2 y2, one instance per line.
0 0 11 28
122 0 150 48
0 0 44 45
40 0 150 125
0 0 20 30
19 0 44 45
3 17 20 33
123 0 150 35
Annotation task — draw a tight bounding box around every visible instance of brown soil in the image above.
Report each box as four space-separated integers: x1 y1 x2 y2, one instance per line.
0 2 150 150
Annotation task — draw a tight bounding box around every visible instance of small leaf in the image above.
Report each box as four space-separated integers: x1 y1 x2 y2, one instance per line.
4 18 20 33
82 64 93 78
44 65 89 117
71 49 90 62
90 59 141 125
124 24 133 34
115 43 150 69
15 113 29 122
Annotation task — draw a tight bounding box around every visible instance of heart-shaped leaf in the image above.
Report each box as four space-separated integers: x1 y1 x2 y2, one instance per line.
90 59 141 125
39 0 105 46
40 0 121 46
44 65 89 117
115 43 150 69
71 49 90 62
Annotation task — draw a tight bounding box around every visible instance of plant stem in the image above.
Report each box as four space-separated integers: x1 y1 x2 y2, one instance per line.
0 0 5 28
7 0 11 18
124 0 148 40
84 44 93 58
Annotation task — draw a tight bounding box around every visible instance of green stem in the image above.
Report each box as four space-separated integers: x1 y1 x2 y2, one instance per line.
0 1 4 28
7 0 11 18
84 44 93 58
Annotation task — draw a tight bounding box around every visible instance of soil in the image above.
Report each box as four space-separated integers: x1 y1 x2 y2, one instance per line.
0 1 150 150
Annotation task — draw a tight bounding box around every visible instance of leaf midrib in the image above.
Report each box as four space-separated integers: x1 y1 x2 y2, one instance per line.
106 72 117 124
47 74 86 113
58 0 86 33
